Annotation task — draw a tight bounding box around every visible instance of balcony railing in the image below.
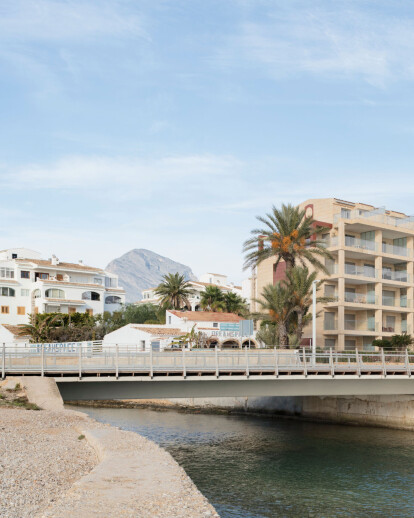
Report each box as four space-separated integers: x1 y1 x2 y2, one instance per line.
344 320 378 332
344 265 377 278
334 209 414 230
382 243 410 257
382 297 411 308
345 236 377 252
344 293 377 304
382 270 410 283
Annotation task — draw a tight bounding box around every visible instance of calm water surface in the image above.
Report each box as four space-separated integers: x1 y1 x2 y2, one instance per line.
70 406 414 518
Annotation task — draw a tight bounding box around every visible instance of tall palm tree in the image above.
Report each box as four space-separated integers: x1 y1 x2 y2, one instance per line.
19 313 63 343
283 266 330 344
254 283 294 346
200 285 225 312
243 203 332 273
154 273 193 310
223 292 249 316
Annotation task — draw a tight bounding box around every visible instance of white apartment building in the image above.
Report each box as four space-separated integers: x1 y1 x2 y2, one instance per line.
139 272 244 310
0 248 125 325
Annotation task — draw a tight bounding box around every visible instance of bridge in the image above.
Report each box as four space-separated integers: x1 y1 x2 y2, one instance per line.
2 344 414 400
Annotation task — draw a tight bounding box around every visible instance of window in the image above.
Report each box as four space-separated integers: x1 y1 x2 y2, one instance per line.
45 289 65 299
345 339 356 350
345 262 356 275
1 287 15 297
56 274 63 281
168 316 171 324
341 208 351 219
94 277 103 285
324 285 336 297
21 289 29 296
325 338 336 349
68 307 76 314
33 289 41 298
17 307 25 315
363 264 375 278
82 291 100 301
0 268 14 279
12 253 17 259
382 290 395 306
20 271 30 279
213 323 218 328
85 309 93 316
105 296 121 304
35 272 49 280
1 306 9 314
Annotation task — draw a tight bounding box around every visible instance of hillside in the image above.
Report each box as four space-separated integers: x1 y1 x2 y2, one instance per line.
106 249 196 303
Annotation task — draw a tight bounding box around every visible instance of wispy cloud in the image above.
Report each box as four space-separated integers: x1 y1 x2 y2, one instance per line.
217 1 414 86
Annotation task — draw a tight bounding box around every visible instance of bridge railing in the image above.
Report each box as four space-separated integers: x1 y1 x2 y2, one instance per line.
1 343 413 378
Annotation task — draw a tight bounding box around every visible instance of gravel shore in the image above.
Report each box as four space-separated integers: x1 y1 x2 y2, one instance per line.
0 408 97 518
0 379 219 518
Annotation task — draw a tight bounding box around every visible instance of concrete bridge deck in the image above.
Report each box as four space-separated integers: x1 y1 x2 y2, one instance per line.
2 345 414 399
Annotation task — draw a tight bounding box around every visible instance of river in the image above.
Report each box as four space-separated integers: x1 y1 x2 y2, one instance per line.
71 406 414 518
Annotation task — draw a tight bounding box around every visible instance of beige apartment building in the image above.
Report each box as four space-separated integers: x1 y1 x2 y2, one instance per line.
252 198 414 351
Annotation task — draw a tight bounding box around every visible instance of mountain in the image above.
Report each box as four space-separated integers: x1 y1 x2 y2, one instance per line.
105 249 197 303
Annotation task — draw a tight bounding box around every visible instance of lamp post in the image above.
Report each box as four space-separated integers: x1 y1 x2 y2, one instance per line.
312 279 319 364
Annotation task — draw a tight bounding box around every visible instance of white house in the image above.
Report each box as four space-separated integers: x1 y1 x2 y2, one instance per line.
0 324 30 345
103 324 183 351
0 248 125 325
139 272 244 310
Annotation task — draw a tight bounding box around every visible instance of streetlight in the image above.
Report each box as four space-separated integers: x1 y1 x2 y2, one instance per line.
312 279 320 364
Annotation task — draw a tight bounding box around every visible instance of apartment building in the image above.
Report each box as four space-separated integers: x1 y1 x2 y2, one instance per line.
139 272 244 310
252 198 414 351
0 248 125 325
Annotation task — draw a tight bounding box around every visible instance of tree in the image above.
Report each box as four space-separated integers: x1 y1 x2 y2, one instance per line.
19 313 65 343
254 283 294 346
243 203 332 273
200 285 226 312
223 292 249 316
283 266 330 344
256 323 278 347
154 273 194 310
373 334 413 352
175 325 209 349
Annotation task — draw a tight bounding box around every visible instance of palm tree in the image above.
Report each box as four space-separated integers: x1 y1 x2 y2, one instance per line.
154 273 194 310
256 323 278 347
200 285 225 312
254 283 294 346
19 313 63 343
283 266 330 344
243 203 332 273
223 292 249 316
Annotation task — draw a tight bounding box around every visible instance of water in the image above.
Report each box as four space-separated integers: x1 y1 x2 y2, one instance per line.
71 406 414 518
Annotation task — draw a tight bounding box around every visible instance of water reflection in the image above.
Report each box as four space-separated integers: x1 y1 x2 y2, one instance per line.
69 406 414 518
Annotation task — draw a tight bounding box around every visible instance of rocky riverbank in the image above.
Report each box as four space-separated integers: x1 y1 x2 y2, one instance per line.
0 378 219 518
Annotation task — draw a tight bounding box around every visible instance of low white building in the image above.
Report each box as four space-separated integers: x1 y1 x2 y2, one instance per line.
0 324 30 345
0 248 125 325
103 324 183 351
139 272 244 310
103 310 257 350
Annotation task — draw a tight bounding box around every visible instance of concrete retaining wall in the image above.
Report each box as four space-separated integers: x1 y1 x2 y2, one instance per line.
147 395 414 430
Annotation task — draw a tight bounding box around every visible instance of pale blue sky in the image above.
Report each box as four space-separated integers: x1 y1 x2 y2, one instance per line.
2 0 414 282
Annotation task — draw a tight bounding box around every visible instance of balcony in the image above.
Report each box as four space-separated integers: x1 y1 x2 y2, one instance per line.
382 243 410 258
345 236 377 252
334 209 414 231
382 297 411 308
382 270 410 283
344 293 377 305
344 265 377 279
344 319 377 332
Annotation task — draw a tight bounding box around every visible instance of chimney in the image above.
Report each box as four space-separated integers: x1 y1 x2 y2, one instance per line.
51 255 59 266
78 259 83 265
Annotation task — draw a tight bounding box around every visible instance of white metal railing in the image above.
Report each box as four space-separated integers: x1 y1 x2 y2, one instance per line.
2 344 413 379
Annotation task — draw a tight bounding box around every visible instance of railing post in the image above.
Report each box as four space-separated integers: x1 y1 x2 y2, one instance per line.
182 347 186 378
302 347 307 377
149 345 153 379
79 343 82 380
355 348 361 377
405 349 411 378
274 347 279 378
215 346 219 378
245 346 249 378
329 347 334 377
115 343 119 379
2 343 5 380
41 343 44 377
381 348 386 378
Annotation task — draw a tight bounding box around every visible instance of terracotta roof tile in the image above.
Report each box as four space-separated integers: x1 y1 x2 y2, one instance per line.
169 311 242 322
2 324 30 338
131 326 182 337
15 259 104 273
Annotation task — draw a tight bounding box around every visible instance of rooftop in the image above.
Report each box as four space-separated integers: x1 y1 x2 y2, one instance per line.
15 259 104 273
2 324 30 338
131 326 182 337
169 310 242 322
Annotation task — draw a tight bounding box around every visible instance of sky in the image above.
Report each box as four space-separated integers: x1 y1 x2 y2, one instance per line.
2 0 414 282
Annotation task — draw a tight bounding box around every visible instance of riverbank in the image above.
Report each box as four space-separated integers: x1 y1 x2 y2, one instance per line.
67 394 414 431
0 378 219 518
